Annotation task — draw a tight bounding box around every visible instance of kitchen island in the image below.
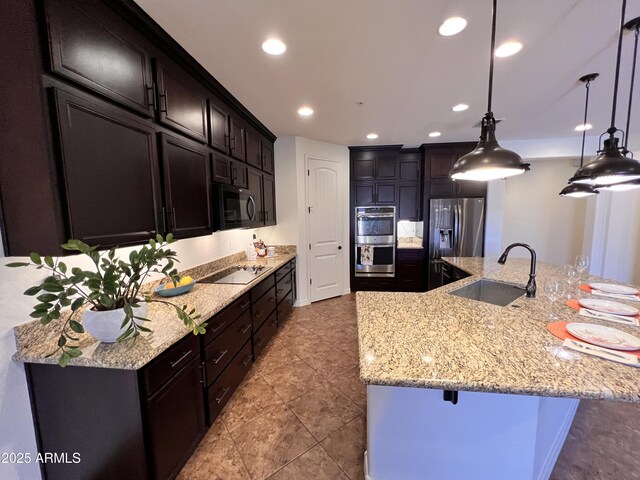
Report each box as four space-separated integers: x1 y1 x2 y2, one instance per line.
357 257 640 480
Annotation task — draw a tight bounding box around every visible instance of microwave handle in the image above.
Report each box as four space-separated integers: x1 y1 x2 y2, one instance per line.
247 195 256 220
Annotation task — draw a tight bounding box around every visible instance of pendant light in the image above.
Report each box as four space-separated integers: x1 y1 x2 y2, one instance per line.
568 0 640 186
598 16 640 192
449 0 530 182
560 74 600 197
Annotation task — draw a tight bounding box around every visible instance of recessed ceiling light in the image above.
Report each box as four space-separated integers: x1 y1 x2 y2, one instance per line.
495 41 523 57
297 106 314 117
574 123 593 132
452 103 469 112
438 17 468 36
367 133 379 140
428 131 442 138
261 38 287 55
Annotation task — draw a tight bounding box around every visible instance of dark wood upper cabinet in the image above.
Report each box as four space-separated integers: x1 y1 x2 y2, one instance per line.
376 184 397 204
456 180 487 197
263 175 276 226
398 184 420 220
247 167 264 225
353 156 375 180
399 153 421 181
208 99 231 154
44 0 154 116
154 57 208 143
354 183 375 206
231 160 249 189
428 149 458 179
212 152 231 185
262 140 274 174
245 126 262 169
161 134 212 238
52 87 161 247
146 357 205 480
376 151 398 180
229 115 246 161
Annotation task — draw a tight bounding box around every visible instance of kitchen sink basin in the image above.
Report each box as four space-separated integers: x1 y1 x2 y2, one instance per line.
448 279 525 307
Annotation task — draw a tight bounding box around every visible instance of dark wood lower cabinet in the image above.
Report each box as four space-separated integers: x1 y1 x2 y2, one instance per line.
352 248 425 292
24 258 296 479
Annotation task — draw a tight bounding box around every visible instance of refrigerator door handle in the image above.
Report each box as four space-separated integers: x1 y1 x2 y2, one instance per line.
452 204 459 256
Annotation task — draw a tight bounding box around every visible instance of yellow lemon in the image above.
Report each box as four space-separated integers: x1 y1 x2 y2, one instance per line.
163 281 178 290
178 275 193 286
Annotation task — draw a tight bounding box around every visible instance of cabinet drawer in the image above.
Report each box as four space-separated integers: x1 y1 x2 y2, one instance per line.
274 261 293 283
204 310 252 385
142 333 200 396
206 341 253 425
251 274 275 302
204 293 250 345
277 290 294 322
252 286 277 330
276 272 293 302
253 311 278 359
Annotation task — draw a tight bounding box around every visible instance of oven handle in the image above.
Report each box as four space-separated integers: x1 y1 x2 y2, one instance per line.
356 214 396 218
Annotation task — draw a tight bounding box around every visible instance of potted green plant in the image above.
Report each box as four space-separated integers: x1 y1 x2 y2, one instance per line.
7 234 206 366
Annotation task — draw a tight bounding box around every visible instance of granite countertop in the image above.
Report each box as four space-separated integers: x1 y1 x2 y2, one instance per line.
357 256 640 403
13 248 296 370
397 237 423 250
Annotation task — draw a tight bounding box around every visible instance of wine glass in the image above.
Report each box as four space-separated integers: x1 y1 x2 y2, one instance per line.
574 255 590 283
544 278 564 320
562 265 578 299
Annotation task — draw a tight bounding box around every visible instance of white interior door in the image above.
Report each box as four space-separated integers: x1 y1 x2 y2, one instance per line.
307 157 343 302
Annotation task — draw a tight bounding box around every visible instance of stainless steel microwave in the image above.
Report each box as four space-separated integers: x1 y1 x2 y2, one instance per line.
212 184 256 230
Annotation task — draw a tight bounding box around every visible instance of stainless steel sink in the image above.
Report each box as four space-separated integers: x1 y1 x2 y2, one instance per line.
448 279 526 306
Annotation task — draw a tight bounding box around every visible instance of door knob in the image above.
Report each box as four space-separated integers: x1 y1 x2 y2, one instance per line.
338 246 342 250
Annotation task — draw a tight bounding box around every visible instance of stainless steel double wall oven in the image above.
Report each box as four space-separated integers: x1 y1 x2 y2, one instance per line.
354 206 396 277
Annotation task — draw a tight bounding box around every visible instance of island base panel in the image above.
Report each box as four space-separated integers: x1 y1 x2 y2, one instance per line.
366 385 578 480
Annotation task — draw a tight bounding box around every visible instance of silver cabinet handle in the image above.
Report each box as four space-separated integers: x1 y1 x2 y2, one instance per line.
215 386 230 404
242 355 252 366
240 323 251 334
169 350 192 368
211 349 228 364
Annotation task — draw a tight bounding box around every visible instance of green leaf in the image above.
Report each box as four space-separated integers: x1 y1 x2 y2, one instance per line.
67 348 83 358
44 256 54 268
30 310 48 319
156 234 163 243
59 297 71 307
41 283 64 293
71 298 85 311
36 293 57 302
69 320 84 334
5 262 30 268
24 286 41 296
116 328 134 342
58 262 67 274
57 335 67 347
166 233 174 243
58 352 71 367
137 325 152 333
29 253 41 265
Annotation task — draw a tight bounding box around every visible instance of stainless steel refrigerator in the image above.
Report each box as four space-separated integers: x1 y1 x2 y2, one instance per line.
427 198 485 290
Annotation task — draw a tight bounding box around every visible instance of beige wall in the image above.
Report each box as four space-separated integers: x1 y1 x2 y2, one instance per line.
500 158 587 266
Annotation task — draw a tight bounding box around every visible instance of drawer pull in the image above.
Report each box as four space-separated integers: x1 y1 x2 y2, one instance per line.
169 350 193 369
255 338 264 348
276 289 283 295
211 350 228 364
242 355 252 366
240 301 250 310
210 320 227 333
255 311 263 319
240 323 251 334
215 386 231 404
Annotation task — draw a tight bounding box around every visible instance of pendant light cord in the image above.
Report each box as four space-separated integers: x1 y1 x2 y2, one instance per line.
580 80 592 166
487 0 498 113
610 0 627 131
624 24 639 150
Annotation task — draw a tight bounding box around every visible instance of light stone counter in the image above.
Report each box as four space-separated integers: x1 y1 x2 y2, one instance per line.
396 237 423 250
13 247 296 370
357 256 640 403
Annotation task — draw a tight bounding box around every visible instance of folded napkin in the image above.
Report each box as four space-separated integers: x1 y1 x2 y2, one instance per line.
579 284 640 302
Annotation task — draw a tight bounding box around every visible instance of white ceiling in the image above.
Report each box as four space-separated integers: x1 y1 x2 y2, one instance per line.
135 0 640 149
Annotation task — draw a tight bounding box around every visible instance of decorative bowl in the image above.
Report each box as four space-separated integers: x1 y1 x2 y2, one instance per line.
155 281 196 297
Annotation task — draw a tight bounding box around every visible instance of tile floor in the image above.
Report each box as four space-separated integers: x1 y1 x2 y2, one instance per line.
178 293 640 480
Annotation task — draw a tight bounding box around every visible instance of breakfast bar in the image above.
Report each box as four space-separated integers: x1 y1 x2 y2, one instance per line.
357 257 640 480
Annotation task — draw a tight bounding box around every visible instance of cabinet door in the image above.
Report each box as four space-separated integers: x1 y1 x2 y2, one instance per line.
376 184 396 204
245 126 262 169
229 115 246 161
399 156 421 181
429 179 456 197
231 161 249 189
263 175 276 226
155 58 208 143
161 134 212 238
44 0 154 116
261 140 274 174
375 151 398 180
212 152 231 185
353 158 375 180
146 356 205 480
428 149 458 179
247 168 264 225
354 183 375 206
52 87 161 247
208 99 230 153
398 184 419 220
456 180 487 197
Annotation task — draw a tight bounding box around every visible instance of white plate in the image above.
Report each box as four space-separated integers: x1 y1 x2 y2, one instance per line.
589 282 639 296
578 298 639 316
566 323 640 351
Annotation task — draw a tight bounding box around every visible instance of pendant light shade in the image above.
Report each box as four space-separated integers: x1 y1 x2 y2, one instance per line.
450 113 529 181
449 0 530 182
559 183 600 197
569 135 640 185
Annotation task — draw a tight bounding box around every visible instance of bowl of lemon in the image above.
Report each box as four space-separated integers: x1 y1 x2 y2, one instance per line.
155 275 195 297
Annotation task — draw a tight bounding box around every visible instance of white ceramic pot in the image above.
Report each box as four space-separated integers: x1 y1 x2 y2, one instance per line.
82 302 148 343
